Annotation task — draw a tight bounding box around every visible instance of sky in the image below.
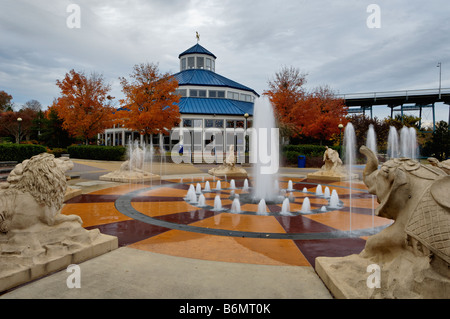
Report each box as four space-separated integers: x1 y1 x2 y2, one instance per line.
1 0 449 124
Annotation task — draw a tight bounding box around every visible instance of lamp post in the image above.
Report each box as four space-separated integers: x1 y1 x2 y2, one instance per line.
17 117 22 144
338 123 344 156
244 113 249 153
437 62 442 100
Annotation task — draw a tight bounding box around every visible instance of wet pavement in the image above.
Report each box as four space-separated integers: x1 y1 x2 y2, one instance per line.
1 159 391 299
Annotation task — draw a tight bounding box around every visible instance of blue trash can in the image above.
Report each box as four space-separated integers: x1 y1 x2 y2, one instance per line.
298 155 306 168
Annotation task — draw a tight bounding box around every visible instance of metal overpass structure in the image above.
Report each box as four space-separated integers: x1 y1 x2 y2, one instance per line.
338 88 450 131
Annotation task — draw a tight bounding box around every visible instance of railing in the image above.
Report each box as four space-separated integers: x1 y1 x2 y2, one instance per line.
337 88 450 100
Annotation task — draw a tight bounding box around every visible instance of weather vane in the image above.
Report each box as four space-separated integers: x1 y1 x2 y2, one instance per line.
196 31 200 43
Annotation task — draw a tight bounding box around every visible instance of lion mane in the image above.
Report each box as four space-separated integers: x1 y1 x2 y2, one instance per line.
0 153 79 233
12 153 67 211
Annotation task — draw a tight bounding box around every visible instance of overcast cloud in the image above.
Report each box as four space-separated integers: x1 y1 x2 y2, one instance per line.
0 0 449 122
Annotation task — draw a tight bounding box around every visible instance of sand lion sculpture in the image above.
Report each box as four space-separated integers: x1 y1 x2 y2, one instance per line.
0 153 117 292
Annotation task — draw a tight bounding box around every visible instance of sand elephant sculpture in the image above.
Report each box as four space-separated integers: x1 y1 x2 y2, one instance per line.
322 146 343 173
360 145 450 275
316 146 449 298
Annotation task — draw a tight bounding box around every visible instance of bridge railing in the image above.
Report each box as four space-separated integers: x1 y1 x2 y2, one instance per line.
338 88 450 100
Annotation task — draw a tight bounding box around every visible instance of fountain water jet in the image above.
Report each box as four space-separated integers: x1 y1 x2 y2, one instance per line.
387 126 399 159
242 179 249 191
187 189 197 203
366 124 377 155
197 194 206 207
281 198 290 215
300 197 311 213
329 189 340 208
100 140 160 183
400 126 418 159
257 199 267 215
287 180 294 192
230 198 241 213
229 179 236 189
213 195 223 211
315 185 323 196
204 181 211 192
344 123 356 232
324 187 331 198
251 97 279 202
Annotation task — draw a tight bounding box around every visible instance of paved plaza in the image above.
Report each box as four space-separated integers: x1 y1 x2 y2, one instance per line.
0 159 391 299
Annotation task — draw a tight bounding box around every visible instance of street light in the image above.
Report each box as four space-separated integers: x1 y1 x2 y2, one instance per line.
244 113 249 153
338 123 344 152
17 117 22 144
437 62 442 100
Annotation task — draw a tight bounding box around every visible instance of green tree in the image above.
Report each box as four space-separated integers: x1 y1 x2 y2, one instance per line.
39 107 75 148
423 121 450 161
0 90 14 112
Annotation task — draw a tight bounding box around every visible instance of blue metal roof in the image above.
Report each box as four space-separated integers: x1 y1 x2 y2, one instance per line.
178 97 254 116
172 69 259 96
178 44 217 59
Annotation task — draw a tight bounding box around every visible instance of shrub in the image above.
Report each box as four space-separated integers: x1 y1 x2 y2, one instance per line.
281 144 341 167
67 145 126 161
48 148 68 158
0 144 47 162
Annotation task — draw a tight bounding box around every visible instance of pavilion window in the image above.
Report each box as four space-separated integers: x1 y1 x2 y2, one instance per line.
175 89 187 97
193 119 202 128
188 57 195 69
227 91 239 100
198 90 207 98
205 119 214 128
206 58 211 70
197 57 204 69
181 58 187 71
226 120 234 128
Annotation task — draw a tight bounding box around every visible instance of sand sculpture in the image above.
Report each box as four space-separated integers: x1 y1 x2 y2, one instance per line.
307 146 358 181
208 145 248 178
316 146 450 298
0 153 117 292
100 145 160 182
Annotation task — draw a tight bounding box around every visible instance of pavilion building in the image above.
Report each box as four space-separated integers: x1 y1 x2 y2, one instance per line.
101 43 259 156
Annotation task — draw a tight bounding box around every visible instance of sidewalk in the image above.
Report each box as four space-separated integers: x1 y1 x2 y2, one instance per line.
0 159 334 299
0 247 332 299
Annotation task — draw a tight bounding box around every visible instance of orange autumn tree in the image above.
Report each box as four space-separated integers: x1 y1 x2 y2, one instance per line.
52 69 115 144
265 66 347 143
293 85 347 143
265 66 307 126
114 63 180 142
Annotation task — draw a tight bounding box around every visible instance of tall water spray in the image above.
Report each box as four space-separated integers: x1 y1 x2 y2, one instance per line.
251 97 279 201
366 124 377 154
400 126 418 159
344 123 356 232
387 126 399 159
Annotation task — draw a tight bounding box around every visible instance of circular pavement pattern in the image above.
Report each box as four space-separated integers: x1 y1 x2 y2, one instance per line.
63 176 392 267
